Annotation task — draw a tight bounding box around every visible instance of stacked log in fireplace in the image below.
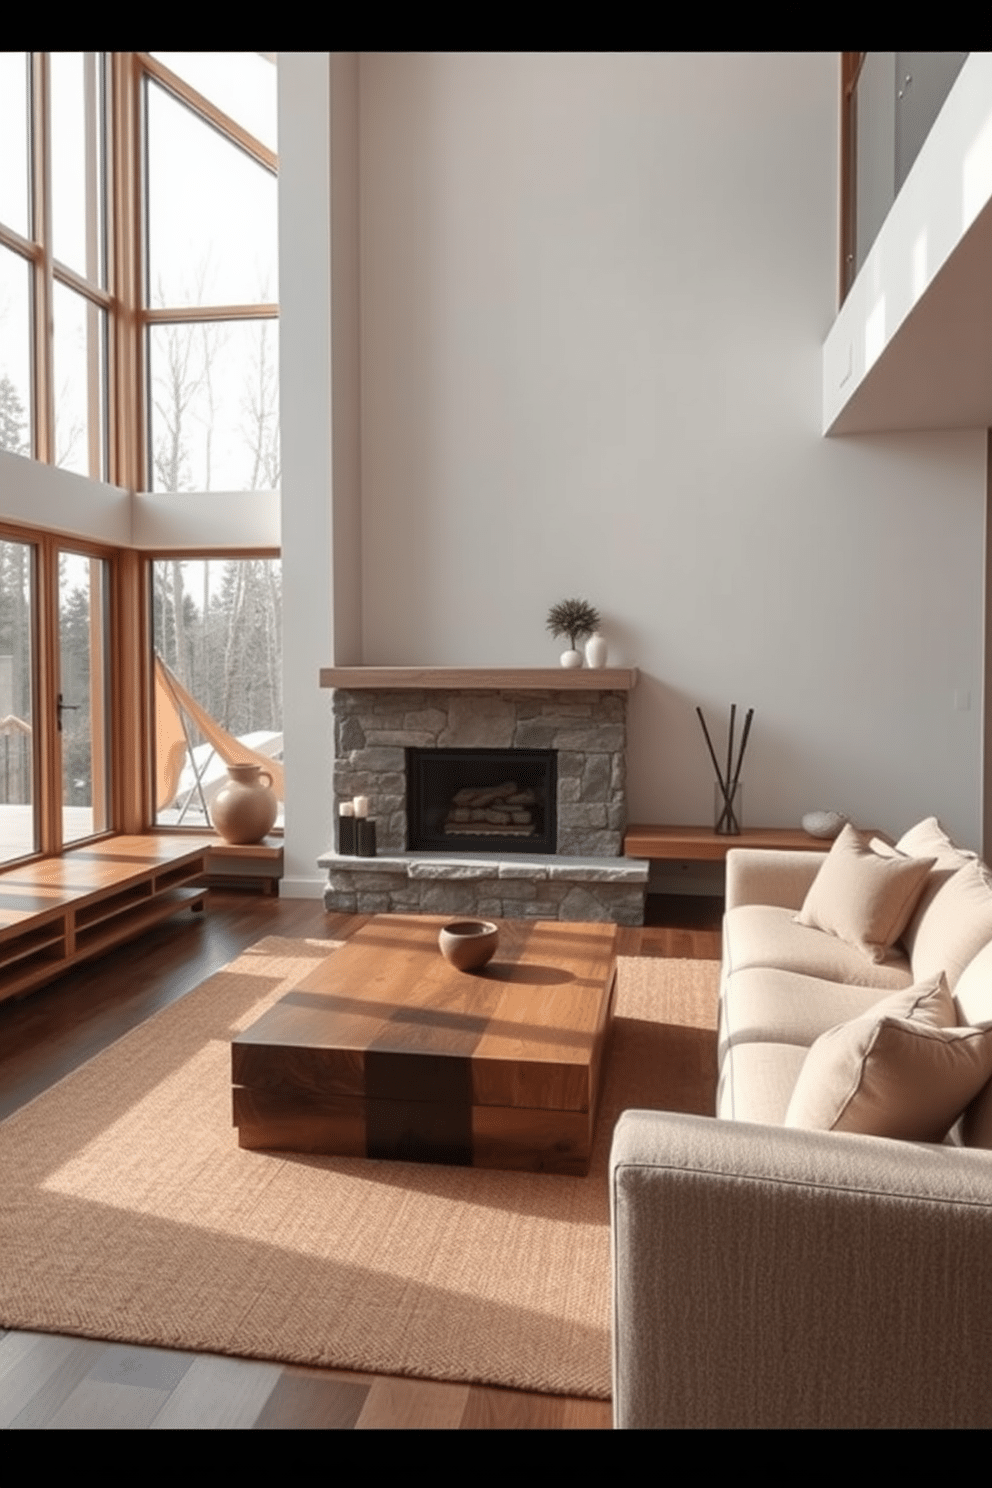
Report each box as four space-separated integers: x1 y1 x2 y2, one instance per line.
443 781 537 838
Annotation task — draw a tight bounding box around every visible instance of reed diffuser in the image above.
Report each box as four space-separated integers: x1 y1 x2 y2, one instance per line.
696 703 754 835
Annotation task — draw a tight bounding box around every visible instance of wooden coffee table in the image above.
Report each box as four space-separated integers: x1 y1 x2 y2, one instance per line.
232 915 618 1176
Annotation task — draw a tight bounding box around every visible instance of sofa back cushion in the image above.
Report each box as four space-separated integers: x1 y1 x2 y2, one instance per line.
894 817 978 962
952 941 992 1149
906 857 992 990
952 938 992 1028
794 824 934 964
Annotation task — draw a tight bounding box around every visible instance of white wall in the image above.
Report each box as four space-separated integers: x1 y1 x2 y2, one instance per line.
341 52 985 849
277 52 337 895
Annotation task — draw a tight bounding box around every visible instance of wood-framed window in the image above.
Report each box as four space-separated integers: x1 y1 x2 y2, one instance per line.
0 54 280 862
0 53 112 477
149 550 282 834
0 518 129 864
0 52 279 491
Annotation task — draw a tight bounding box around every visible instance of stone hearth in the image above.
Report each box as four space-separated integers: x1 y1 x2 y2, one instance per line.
319 669 646 924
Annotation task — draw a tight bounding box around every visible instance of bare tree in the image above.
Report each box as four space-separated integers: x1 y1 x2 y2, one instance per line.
152 319 202 492
240 317 280 491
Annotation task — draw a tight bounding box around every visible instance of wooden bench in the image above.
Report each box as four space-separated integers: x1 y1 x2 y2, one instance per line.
0 834 217 1004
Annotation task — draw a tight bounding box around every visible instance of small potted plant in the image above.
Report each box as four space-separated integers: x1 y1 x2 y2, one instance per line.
546 598 601 668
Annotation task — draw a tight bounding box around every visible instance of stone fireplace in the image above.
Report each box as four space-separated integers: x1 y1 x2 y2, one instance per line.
317 667 647 924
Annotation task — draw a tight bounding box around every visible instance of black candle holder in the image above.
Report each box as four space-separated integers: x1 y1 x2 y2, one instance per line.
356 818 377 857
338 814 356 855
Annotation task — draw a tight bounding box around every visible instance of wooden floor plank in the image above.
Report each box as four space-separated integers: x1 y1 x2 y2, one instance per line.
0 1332 105 1429
560 1396 614 1429
149 1355 282 1430
47 1378 173 1430
355 1376 472 1430
460 1384 574 1429
253 1368 371 1430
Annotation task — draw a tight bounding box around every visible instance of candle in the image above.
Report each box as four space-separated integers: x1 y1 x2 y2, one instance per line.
339 801 355 817
353 796 369 818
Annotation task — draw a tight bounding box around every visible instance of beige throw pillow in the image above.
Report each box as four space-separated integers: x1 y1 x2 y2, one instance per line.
794 823 935 963
895 816 976 870
785 978 992 1142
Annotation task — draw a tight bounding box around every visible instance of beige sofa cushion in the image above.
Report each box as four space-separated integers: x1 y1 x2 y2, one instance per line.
785 983 992 1142
724 906 913 991
894 817 978 961
794 825 935 963
907 857 992 989
954 943 992 1148
720 968 909 1056
718 1042 809 1124
953 938 992 1028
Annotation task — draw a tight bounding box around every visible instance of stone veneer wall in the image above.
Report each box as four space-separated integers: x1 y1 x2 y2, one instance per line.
331 688 628 855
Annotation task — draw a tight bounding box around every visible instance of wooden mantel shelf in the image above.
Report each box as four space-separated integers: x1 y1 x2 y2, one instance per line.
319 666 639 691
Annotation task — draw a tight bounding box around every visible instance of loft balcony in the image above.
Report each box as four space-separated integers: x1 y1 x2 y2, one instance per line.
823 52 992 435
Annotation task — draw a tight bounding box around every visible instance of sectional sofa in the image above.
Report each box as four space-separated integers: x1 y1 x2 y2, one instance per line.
610 817 992 1429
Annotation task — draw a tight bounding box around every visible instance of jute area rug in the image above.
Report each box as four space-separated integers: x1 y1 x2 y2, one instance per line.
0 937 718 1400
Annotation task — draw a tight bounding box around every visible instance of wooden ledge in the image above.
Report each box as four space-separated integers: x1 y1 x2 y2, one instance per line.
624 825 830 861
319 666 638 691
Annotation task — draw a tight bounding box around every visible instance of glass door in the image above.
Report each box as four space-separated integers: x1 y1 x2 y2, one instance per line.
0 538 36 863
58 550 109 845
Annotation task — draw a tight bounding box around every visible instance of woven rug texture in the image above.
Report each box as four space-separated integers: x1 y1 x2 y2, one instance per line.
0 937 718 1399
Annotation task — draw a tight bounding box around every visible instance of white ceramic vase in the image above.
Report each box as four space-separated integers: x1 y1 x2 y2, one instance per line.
560 648 583 668
584 633 607 668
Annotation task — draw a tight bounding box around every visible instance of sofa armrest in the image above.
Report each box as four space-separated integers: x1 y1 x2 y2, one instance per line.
725 847 826 912
610 1109 992 1428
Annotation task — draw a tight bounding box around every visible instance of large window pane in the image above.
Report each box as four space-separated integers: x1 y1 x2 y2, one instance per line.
149 318 279 491
146 80 277 308
0 53 30 239
150 52 277 154
0 246 33 459
59 552 109 845
53 281 106 479
50 52 105 288
0 539 35 863
153 558 282 830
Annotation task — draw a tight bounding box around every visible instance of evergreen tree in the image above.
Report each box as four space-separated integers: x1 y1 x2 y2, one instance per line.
0 375 29 457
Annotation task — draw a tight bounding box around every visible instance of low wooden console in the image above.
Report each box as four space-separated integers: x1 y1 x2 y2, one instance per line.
0 834 214 1004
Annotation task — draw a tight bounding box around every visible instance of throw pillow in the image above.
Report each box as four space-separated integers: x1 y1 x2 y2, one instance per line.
860 974 958 1030
895 816 976 870
794 823 935 963
785 986 992 1142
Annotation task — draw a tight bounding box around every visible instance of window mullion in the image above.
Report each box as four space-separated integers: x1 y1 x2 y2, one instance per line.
30 53 53 467
109 51 143 493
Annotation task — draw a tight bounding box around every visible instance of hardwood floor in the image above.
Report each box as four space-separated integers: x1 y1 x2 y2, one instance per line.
0 888 721 1429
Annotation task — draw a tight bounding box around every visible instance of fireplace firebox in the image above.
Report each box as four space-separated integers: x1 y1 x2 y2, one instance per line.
407 748 557 855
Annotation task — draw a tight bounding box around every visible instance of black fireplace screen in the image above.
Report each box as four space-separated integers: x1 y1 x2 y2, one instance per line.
406 748 557 854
